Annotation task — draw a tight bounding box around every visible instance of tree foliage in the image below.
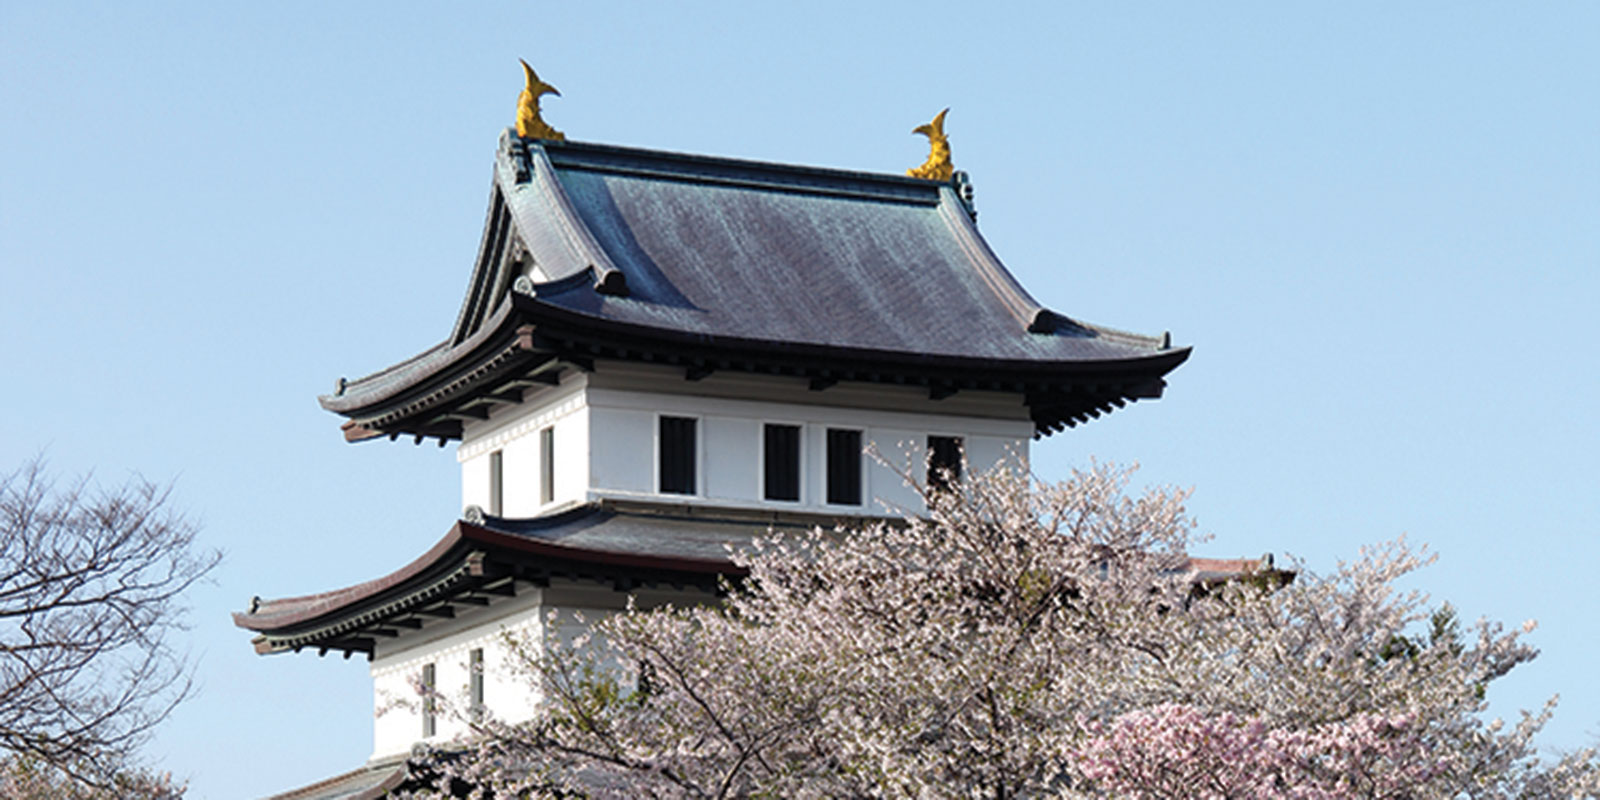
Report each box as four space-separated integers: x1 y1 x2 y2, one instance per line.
406 461 1597 799
0 457 216 791
0 756 183 800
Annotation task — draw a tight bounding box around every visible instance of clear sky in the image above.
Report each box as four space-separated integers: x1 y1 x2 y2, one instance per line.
2 3 1596 797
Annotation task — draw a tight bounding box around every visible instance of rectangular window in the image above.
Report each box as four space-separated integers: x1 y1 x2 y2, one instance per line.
421 662 437 737
658 416 697 495
927 435 964 491
539 426 555 505
826 428 862 506
469 648 485 714
763 423 801 501
488 450 503 516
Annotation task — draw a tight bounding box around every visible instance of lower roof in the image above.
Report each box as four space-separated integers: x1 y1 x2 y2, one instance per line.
237 499 1283 661
235 500 846 658
260 757 407 800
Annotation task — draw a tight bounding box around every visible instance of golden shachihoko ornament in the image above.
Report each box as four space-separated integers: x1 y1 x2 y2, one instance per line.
516 59 565 141
906 108 953 181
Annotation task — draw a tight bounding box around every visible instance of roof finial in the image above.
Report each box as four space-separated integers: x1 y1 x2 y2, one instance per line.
516 59 566 141
906 108 953 181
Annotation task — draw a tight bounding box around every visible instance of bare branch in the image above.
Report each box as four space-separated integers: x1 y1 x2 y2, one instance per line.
0 457 218 790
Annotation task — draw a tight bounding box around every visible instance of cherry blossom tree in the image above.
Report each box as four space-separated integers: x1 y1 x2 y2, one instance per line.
402 460 1597 799
0 756 183 800
1071 702 1600 799
1072 704 1454 799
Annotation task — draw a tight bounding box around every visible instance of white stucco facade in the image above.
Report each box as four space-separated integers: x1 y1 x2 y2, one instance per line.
369 580 715 760
456 362 1033 520
364 361 1034 759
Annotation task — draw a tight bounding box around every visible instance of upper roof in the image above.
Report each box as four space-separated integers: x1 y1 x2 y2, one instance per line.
322 132 1190 442
518 141 1163 361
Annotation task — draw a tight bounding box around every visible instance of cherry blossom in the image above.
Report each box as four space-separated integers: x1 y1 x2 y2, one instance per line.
401 461 1597 799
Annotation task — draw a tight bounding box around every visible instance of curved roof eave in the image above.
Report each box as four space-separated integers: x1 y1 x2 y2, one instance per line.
514 291 1193 378
234 506 742 637
319 300 523 415
233 523 472 633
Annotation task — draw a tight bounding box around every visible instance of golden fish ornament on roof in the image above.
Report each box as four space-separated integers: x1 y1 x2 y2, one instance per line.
516 59 565 141
906 108 953 181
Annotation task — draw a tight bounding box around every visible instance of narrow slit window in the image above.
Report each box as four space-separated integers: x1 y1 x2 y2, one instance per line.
826 428 862 506
764 423 801 502
488 450 503 516
927 435 964 491
469 648 485 714
539 426 555 505
421 662 437 737
659 416 697 495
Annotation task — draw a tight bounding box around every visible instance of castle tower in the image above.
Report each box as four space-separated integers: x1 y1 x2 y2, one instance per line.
236 118 1189 797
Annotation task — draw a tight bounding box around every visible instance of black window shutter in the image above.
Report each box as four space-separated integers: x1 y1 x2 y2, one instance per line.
659 416 697 494
764 424 801 501
422 662 437 737
539 427 555 505
827 429 862 506
488 450 503 516
927 435 964 490
469 648 485 710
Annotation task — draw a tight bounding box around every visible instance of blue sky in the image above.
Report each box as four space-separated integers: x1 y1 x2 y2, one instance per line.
2 3 1596 797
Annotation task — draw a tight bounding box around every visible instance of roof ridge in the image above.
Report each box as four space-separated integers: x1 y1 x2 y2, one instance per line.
545 135 941 184
541 136 941 206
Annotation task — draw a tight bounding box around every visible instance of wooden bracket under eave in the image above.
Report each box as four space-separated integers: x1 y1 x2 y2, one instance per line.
342 421 384 442
514 324 539 351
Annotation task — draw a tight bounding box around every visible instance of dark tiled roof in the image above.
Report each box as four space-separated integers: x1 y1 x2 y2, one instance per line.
234 501 845 654
319 133 1189 441
476 500 822 562
259 758 406 800
237 498 1285 661
538 142 1161 362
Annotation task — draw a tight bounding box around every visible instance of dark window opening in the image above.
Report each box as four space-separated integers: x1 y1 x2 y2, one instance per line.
927 435 964 491
488 451 503 516
469 648 485 716
764 424 801 501
659 416 697 495
827 428 862 506
422 662 437 737
539 427 555 505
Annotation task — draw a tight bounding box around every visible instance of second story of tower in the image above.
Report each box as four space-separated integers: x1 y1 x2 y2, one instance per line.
455 362 1037 519
315 131 1192 516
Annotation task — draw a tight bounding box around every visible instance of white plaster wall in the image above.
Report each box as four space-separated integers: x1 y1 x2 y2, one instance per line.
552 406 591 508
461 449 492 515
369 581 717 760
965 434 1027 476
459 376 591 516
802 424 833 509
371 589 546 759
861 427 927 515
583 382 1032 516
588 405 653 495
458 365 1033 518
703 415 758 500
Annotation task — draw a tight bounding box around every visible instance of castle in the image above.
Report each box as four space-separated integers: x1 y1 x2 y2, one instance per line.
235 72 1191 798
